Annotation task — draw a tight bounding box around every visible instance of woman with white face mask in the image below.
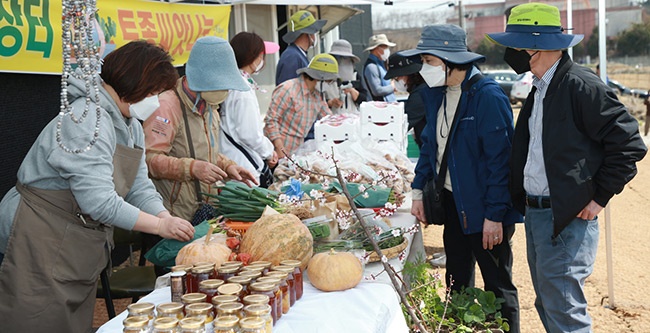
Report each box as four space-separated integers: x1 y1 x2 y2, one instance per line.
384 53 426 147
401 24 522 333
219 32 280 188
324 39 369 114
0 41 196 331
143 36 257 229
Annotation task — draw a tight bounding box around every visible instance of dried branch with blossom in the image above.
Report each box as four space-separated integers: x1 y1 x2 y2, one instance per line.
283 148 429 333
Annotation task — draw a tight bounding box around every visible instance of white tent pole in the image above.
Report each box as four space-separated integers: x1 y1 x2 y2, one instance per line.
598 0 615 309
567 0 573 58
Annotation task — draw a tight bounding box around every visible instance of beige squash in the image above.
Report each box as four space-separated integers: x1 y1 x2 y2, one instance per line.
307 249 363 292
240 214 313 270
176 227 231 267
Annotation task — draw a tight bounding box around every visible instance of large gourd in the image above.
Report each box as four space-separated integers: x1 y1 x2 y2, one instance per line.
176 227 231 267
240 214 313 270
307 248 363 292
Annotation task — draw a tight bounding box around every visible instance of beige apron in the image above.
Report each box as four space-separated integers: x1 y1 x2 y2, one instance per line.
0 144 143 333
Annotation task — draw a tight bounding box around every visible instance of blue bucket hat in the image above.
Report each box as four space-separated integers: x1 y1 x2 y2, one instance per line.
485 3 584 50
186 36 249 92
400 24 485 64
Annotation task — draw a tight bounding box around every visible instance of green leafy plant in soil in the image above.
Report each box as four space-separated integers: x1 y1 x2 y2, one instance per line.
401 258 510 332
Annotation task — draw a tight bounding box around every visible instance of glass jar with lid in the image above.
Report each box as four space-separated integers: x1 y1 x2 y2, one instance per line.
211 294 239 308
238 317 266 333
268 268 295 307
199 279 224 304
217 283 243 300
185 302 214 331
237 270 262 282
242 294 269 307
227 276 252 298
181 293 207 308
221 261 244 270
213 315 240 333
240 265 265 275
248 261 272 274
256 277 286 315
152 317 178 333
191 265 216 293
127 302 155 323
249 282 279 324
178 317 205 333
243 304 272 333
156 302 184 320
279 259 303 301
123 315 150 333
172 264 194 295
216 301 244 319
217 265 239 282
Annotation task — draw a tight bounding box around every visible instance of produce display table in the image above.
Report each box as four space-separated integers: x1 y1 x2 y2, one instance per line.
97 211 423 333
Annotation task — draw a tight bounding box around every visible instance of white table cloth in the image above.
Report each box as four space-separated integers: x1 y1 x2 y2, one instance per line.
98 211 423 333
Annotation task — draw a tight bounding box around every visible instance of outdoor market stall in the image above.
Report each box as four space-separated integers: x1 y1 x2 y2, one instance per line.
97 207 423 333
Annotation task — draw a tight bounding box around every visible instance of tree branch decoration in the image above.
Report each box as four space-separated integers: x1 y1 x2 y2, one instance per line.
283 148 430 333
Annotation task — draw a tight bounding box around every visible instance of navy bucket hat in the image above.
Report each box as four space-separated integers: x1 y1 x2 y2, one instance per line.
486 3 583 50
186 36 249 92
400 24 485 64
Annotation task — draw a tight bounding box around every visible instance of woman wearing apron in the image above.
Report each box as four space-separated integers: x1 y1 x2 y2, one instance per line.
0 41 195 332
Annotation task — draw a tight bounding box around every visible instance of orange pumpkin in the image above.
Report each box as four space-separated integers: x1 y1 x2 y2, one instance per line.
307 249 363 292
240 214 313 270
176 227 232 267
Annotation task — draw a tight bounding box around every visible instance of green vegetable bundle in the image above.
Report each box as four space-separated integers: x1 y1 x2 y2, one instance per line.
205 181 284 222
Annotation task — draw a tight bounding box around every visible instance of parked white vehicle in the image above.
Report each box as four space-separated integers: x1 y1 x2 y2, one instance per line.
510 72 534 104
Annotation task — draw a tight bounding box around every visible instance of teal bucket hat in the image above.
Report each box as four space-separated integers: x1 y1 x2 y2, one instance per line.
186 36 249 92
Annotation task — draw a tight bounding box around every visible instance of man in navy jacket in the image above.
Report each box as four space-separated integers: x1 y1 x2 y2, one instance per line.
276 10 326 85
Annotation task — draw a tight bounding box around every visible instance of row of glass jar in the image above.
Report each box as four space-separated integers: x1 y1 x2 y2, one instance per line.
123 314 268 333
125 301 272 333
169 259 304 325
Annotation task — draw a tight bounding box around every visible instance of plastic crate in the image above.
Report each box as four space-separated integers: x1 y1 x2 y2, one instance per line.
225 221 253 236
407 133 420 158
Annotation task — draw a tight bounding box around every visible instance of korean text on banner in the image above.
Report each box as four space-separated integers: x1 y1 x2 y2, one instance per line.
0 0 231 74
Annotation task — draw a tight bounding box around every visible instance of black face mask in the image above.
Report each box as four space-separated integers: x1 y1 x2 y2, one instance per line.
504 47 533 74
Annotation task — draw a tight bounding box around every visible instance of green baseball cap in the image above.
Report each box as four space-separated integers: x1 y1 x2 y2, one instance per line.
485 2 583 50
282 10 327 44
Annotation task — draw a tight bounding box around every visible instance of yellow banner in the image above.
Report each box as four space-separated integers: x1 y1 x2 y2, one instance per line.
0 0 231 74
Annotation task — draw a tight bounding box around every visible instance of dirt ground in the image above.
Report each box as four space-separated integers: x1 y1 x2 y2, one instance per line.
421 131 650 332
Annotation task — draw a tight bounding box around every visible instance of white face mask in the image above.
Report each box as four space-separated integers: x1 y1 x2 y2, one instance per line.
420 63 446 88
381 48 390 61
253 59 264 75
394 79 408 93
201 91 229 105
129 95 160 121
309 34 317 49
338 59 355 82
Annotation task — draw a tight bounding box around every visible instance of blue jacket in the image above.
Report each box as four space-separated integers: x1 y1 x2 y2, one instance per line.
412 70 522 234
276 44 309 85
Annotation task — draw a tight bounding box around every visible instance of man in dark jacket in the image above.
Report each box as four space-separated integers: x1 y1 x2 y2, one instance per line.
487 3 647 332
406 24 523 332
276 10 326 85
